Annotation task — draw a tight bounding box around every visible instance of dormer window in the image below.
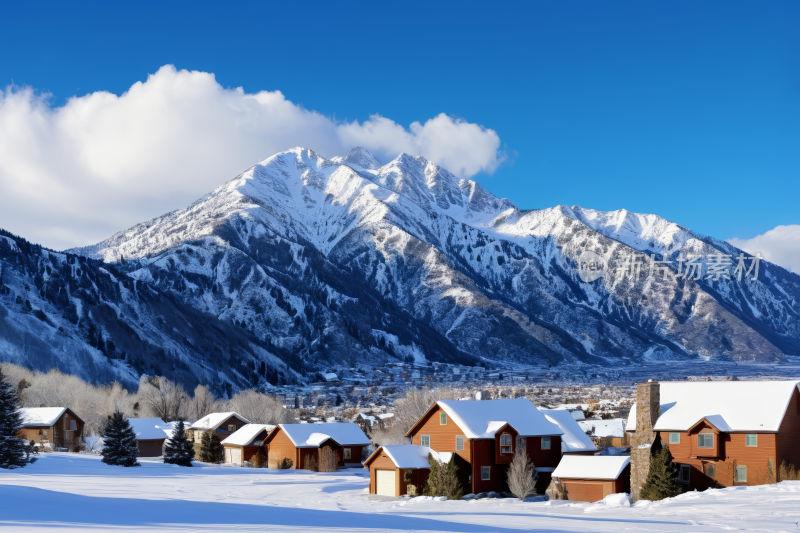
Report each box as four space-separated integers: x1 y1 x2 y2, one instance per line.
500 434 512 454
228 424 236 432
698 434 713 448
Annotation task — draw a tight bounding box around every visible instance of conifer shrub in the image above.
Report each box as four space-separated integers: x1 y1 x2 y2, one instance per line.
423 453 463 500
277 457 293 469
101 411 140 467
639 445 681 501
164 420 194 467
0 367 34 469
251 447 266 468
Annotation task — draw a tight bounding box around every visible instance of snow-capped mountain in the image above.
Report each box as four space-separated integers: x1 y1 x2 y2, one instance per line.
3 147 799 391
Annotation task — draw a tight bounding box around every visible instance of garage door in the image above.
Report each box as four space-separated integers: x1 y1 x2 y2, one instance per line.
563 481 604 502
376 470 396 496
227 448 242 465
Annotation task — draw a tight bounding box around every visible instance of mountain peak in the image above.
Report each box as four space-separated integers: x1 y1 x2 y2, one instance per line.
331 147 381 170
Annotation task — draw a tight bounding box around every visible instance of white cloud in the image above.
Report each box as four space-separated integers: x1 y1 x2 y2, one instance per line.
0 65 505 250
728 225 800 273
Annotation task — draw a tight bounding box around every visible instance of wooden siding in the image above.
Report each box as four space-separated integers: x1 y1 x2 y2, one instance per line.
409 405 471 464
560 479 613 502
266 427 298 469
366 454 430 496
777 387 800 475
17 409 85 449
494 425 517 465
526 436 561 468
137 439 165 457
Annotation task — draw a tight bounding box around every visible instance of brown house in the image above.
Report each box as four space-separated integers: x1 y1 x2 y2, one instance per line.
264 422 370 470
628 380 800 499
127 418 172 457
405 399 565 494
364 445 435 496
550 455 630 502
221 424 274 465
188 412 250 443
18 407 84 450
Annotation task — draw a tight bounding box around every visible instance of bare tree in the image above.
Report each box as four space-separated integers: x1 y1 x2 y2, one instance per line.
318 446 337 472
138 375 188 421
507 448 537 500
186 384 220 421
370 387 460 446
226 389 292 425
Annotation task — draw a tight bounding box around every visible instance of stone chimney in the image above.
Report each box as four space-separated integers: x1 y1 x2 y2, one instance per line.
630 379 661 502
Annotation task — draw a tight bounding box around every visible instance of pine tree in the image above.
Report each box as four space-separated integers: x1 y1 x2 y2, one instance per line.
210 434 224 463
163 420 194 467
0 367 32 469
423 453 463 500
101 411 140 467
199 431 213 462
640 445 681 501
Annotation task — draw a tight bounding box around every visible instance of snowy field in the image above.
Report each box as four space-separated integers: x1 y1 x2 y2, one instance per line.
2 454 800 532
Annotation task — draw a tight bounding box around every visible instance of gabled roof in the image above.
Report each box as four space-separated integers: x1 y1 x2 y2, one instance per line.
577 418 627 438
18 407 73 427
552 455 630 480
271 422 370 448
188 412 250 431
627 381 800 432
406 399 563 439
126 418 172 440
364 445 451 469
221 424 274 446
542 410 598 453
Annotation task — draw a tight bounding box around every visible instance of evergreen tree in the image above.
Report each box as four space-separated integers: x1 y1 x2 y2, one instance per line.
423 453 463 500
101 411 140 467
640 445 681 501
210 434 224 463
199 431 213 462
163 420 194 467
0 367 32 469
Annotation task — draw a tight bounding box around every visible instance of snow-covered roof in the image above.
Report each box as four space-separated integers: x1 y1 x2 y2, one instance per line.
578 419 626 438
276 422 370 448
323 373 339 382
542 410 598 453
127 418 172 440
373 445 433 469
221 424 274 446
189 412 250 431
429 399 563 439
570 411 585 421
552 455 630 480
627 381 800 432
19 408 69 427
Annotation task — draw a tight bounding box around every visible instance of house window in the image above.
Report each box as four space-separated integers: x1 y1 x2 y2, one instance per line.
669 433 680 444
500 434 512 454
697 434 714 448
456 436 464 451
481 466 491 480
678 464 690 483
440 412 447 425
421 435 430 447
344 448 351 460
745 434 757 447
703 463 716 479
69 420 77 431
542 436 551 450
228 424 236 432
735 465 747 483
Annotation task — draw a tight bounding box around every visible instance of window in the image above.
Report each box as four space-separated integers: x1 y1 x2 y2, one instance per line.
228 424 236 432
697 434 714 448
735 465 747 482
421 435 430 447
678 464 690 483
440 412 447 425
344 448 351 460
746 434 757 447
456 436 464 451
481 466 491 480
669 433 680 444
500 434 512 454
69 420 77 431
542 436 551 450
703 463 716 479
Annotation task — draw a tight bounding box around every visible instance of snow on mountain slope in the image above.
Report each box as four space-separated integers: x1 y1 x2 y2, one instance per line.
32 146 800 383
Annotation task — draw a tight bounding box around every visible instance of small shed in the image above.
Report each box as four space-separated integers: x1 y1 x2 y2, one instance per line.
18 407 84 450
221 424 274 466
264 422 370 470
364 445 442 497
550 455 631 502
127 418 173 457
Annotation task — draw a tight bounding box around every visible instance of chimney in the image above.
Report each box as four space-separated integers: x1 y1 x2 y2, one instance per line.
630 379 661 503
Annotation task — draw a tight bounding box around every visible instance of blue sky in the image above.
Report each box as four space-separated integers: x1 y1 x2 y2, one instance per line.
1 1 798 250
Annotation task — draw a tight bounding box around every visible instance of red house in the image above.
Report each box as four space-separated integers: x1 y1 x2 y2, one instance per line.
628 380 800 496
405 399 565 494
